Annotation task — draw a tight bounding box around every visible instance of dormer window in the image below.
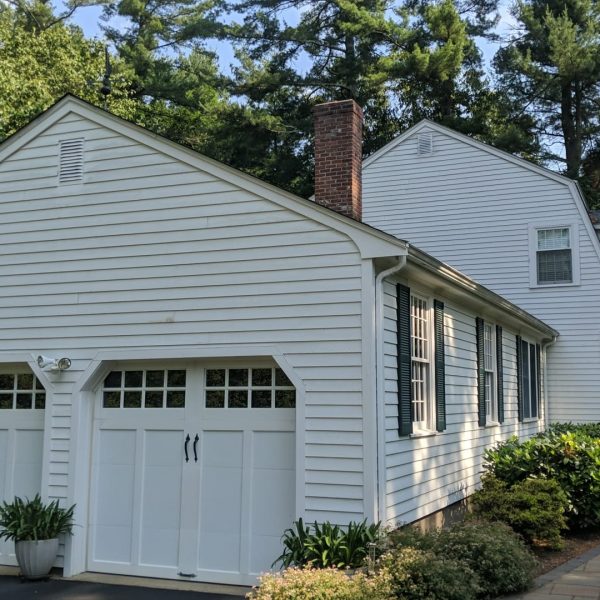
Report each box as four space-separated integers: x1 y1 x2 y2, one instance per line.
529 224 580 287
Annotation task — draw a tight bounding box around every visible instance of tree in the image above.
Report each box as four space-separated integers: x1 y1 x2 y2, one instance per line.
0 2 135 141
494 0 600 180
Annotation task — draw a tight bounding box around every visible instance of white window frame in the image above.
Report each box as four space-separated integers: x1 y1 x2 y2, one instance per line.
410 292 436 433
529 223 580 288
483 322 498 424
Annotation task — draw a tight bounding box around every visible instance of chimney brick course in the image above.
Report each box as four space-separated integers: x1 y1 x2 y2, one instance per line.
313 100 363 221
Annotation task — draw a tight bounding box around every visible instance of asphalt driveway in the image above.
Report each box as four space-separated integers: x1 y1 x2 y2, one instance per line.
0 575 247 599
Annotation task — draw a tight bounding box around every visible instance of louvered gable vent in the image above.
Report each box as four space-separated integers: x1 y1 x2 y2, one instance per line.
417 132 433 155
59 139 84 184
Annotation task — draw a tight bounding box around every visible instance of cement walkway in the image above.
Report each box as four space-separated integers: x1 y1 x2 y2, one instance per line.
507 543 600 600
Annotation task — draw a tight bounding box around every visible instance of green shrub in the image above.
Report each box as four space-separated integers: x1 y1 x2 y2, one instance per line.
246 567 391 600
274 519 382 569
375 546 480 600
0 494 75 542
484 430 600 528
547 422 600 438
472 476 568 549
433 521 537 598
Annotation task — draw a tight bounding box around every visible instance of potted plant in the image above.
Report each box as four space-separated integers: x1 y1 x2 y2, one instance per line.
0 494 75 580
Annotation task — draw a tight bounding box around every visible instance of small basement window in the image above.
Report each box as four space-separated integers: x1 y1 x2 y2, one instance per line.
0 373 45 409
103 369 186 408
205 367 295 408
58 138 84 184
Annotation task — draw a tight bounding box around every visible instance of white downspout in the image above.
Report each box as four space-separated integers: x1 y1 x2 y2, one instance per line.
375 254 408 524
542 335 558 427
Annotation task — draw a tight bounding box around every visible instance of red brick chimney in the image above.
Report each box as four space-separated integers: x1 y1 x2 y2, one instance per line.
313 99 363 221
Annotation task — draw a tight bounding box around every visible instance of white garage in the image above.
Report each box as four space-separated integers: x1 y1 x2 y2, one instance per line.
87 363 296 586
0 370 46 566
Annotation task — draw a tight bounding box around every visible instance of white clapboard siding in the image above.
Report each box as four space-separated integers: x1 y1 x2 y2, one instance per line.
0 111 367 525
382 280 544 524
364 125 600 422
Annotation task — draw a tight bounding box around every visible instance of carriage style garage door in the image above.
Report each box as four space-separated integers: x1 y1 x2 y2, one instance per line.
88 364 296 585
0 371 46 566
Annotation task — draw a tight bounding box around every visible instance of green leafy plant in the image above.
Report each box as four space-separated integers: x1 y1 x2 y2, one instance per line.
375 546 480 600
274 519 382 569
0 495 75 542
247 567 391 600
484 429 600 528
472 476 568 549
432 521 537 598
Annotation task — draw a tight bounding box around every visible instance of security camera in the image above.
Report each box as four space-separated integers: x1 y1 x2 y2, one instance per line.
37 355 56 369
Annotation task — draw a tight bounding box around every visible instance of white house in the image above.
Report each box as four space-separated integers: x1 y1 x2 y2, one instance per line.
0 96 556 586
362 122 600 423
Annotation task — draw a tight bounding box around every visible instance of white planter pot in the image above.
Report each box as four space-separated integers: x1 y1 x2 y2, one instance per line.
15 538 59 580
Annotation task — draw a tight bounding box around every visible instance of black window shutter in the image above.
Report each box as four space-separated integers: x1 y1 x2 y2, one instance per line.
536 344 542 419
434 300 446 432
496 325 504 424
397 284 413 436
476 317 486 427
516 335 523 422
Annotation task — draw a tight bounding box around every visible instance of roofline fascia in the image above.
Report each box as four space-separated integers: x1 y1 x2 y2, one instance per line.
407 246 559 339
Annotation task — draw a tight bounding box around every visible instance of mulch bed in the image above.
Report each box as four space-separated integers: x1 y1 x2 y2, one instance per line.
534 529 600 575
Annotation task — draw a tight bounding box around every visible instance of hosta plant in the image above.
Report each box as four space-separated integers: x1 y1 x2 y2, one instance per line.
274 518 382 569
0 494 75 541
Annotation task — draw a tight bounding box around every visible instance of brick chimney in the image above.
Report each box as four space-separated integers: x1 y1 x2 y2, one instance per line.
313 99 363 221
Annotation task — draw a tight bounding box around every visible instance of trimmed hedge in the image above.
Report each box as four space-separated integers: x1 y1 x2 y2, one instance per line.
472 476 568 549
388 521 536 599
246 567 391 600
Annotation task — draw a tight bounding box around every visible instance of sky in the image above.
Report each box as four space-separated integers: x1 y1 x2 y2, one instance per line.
57 0 519 79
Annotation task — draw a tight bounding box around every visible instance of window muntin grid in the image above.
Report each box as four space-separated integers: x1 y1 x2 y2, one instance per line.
484 323 496 421
410 294 431 428
205 368 295 409
102 369 186 408
0 373 45 410
536 228 573 284
521 341 539 419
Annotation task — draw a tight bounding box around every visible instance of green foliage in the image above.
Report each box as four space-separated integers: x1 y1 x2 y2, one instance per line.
247 567 392 600
472 476 568 549
433 521 538 598
0 3 136 141
386 521 536 599
0 495 75 542
547 422 600 438
376 546 480 600
493 0 600 182
274 518 382 569
484 429 600 528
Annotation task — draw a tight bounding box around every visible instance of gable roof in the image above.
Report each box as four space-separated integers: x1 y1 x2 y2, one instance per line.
0 95 557 339
0 94 407 261
364 119 600 265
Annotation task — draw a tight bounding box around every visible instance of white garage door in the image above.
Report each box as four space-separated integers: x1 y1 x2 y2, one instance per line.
0 371 45 566
88 364 296 585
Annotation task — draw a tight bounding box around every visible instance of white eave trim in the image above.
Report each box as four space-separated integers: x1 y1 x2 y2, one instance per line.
407 247 558 340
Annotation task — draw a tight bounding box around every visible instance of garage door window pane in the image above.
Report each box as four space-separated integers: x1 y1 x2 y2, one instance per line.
205 367 295 409
0 372 45 410
103 369 186 408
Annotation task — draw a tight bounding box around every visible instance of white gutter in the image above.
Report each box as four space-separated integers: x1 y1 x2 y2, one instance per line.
375 255 408 524
542 335 559 426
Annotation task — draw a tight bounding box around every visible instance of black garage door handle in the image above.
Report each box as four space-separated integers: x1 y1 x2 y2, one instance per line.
193 434 199 462
184 434 190 463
